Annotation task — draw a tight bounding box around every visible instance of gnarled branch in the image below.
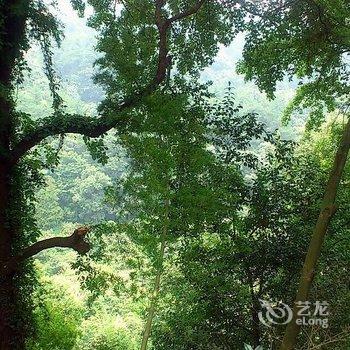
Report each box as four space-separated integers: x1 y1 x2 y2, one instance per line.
168 0 206 23
0 227 90 277
10 0 207 165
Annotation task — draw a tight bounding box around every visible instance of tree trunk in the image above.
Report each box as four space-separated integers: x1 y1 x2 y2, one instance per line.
140 198 169 350
0 1 30 348
139 256 164 350
247 270 261 348
251 295 261 348
0 77 23 350
0 131 24 350
0 86 26 350
279 118 350 350
0 164 20 350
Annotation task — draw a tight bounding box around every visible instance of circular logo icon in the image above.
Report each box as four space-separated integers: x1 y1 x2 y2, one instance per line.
258 299 293 327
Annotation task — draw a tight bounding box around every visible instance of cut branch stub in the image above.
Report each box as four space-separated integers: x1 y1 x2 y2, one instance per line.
71 226 91 254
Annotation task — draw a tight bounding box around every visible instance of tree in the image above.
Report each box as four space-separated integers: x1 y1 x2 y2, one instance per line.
239 1 350 348
0 0 243 347
152 123 350 349
104 89 244 349
238 0 349 127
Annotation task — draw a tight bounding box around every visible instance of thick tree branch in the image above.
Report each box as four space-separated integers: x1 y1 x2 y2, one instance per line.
10 0 207 165
168 0 206 23
0 227 90 277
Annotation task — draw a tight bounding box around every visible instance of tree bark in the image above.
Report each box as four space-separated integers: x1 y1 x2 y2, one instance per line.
279 118 350 350
246 268 261 347
0 227 90 277
251 299 261 348
0 165 19 350
0 1 31 348
250 286 261 347
140 198 169 350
